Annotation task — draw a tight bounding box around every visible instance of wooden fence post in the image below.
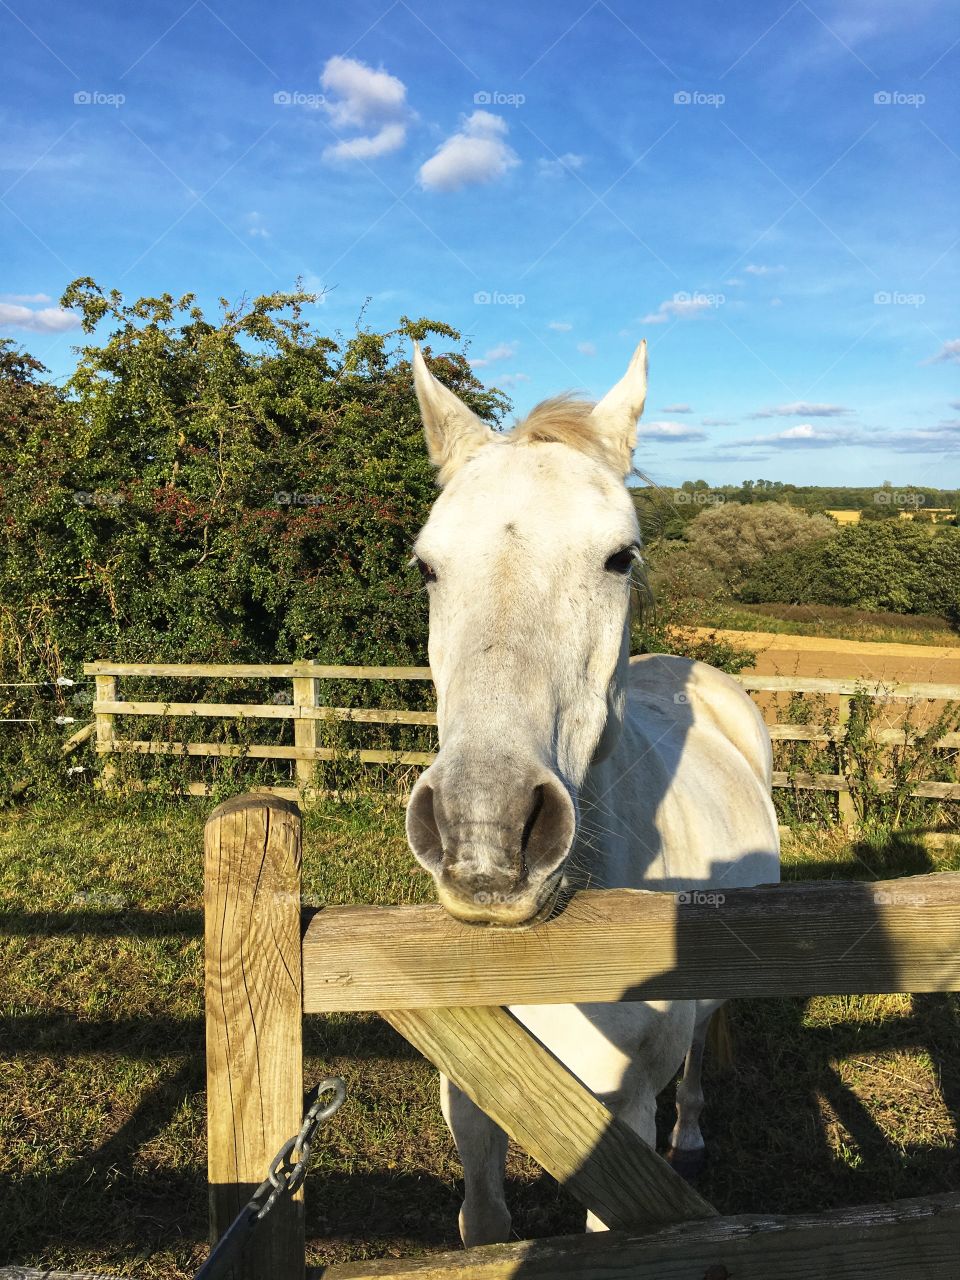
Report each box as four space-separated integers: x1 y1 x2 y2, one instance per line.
204 794 305 1280
837 694 856 828
94 674 117 791
292 668 318 796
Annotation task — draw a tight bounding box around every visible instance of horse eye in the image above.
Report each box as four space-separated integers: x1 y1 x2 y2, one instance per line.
415 556 437 584
604 546 637 575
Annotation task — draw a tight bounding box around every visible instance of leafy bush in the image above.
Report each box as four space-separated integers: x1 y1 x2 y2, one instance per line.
678 501 838 592
740 520 960 620
0 282 508 683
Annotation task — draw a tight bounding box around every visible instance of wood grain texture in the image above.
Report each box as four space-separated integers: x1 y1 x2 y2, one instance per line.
4 1191 959 1279
84 661 433 679
293 675 319 788
737 673 960 699
205 793 305 1280
381 1005 715 1230
92 700 438 726
308 1192 960 1278
93 676 116 789
104 739 437 766
302 874 960 1012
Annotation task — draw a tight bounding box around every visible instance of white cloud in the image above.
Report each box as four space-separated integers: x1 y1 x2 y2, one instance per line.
873 422 960 453
548 320 572 331
0 302 80 333
642 296 712 324
749 402 849 419
661 403 692 413
701 416 737 426
577 341 596 356
321 56 411 162
639 421 708 442
419 111 519 192
498 372 530 387
1 292 51 303
470 340 518 368
246 212 270 239
725 278 743 287
926 338 960 365
538 152 584 178
731 423 861 449
744 263 785 276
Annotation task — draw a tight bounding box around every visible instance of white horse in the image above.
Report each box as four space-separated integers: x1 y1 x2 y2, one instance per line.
407 340 780 1245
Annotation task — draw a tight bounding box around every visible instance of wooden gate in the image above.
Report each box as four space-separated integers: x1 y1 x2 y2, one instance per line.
204 794 960 1279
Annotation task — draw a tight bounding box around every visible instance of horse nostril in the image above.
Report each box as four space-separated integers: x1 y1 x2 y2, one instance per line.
406 781 443 873
520 779 574 876
520 785 545 873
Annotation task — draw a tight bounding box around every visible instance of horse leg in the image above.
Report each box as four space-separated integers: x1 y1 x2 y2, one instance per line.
666 999 722 1178
584 1091 656 1232
440 1073 511 1247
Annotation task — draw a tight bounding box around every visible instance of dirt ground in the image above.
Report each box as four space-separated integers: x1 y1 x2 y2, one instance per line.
693 628 960 687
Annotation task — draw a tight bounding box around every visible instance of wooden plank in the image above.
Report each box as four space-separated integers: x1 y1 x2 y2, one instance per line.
737 674 960 699
309 1191 960 1279
92 700 437 726
382 1005 715 1230
772 770 848 792
301 873 960 1012
6 1192 960 1278
93 676 117 790
836 693 857 826
61 721 96 754
103 739 437 766
204 793 305 1279
769 772 960 800
767 724 960 747
84 661 433 679
293 674 318 788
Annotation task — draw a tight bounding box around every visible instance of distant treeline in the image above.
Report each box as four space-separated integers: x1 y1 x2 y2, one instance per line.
634 480 960 543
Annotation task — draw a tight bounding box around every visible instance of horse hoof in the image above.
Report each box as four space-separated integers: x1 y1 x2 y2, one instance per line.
665 1145 705 1181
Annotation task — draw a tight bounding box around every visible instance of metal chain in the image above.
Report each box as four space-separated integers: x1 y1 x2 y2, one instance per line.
195 1077 346 1280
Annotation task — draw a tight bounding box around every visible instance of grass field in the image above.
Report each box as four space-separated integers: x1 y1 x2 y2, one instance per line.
695 602 959 647
2 794 960 1276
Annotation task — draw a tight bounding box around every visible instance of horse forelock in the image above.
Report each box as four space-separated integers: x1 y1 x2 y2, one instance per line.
509 395 613 469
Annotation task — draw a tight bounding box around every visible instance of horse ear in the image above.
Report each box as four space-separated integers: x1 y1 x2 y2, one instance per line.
588 340 648 477
412 343 496 484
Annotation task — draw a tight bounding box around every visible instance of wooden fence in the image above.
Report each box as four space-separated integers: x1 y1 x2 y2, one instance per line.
202 793 960 1278
84 660 960 819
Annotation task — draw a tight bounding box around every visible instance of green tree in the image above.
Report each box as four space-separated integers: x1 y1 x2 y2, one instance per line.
0 280 509 680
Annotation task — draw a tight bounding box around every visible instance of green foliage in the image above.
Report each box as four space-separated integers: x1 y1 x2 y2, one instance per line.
739 521 960 621
0 283 509 683
838 695 960 829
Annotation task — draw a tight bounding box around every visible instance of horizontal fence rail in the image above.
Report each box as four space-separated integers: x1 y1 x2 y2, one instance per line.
301 874 960 1011
82 661 960 805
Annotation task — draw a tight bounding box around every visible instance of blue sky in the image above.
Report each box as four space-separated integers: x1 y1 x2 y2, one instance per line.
2 0 959 487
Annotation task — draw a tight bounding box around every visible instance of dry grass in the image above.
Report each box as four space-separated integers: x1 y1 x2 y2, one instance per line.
1 794 959 1274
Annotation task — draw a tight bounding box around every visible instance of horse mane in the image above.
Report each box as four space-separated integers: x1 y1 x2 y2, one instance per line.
510 395 610 467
